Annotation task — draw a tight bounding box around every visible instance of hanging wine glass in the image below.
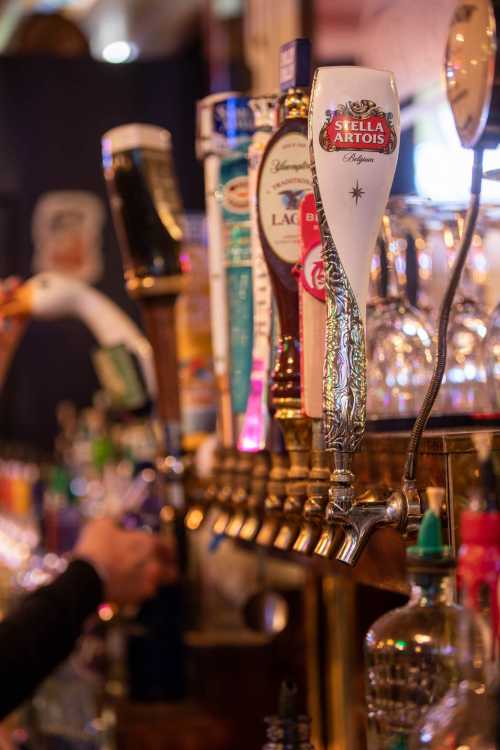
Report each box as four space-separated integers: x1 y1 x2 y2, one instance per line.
484 301 500 412
477 205 500 414
367 199 434 420
393 197 450 327
437 204 490 415
366 235 385 365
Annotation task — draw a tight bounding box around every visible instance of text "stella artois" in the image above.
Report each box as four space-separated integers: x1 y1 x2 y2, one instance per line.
319 99 397 154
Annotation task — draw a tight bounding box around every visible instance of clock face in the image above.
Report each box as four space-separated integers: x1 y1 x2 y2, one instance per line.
445 0 497 148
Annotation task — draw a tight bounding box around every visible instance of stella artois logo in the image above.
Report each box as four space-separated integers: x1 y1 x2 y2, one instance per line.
319 99 397 154
299 193 325 302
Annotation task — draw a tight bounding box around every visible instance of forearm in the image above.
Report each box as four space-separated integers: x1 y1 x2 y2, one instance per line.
0 559 103 719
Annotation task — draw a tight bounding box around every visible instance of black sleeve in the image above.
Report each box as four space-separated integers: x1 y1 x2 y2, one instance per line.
0 558 103 719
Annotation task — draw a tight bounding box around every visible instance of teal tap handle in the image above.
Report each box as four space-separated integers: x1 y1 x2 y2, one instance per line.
220 155 253 416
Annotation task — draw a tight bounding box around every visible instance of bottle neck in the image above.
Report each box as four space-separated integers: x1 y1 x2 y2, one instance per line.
408 570 455 606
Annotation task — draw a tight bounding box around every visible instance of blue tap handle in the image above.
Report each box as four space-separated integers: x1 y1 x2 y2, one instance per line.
220 155 253 416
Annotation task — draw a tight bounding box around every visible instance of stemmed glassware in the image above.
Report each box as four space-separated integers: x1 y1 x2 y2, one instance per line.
436 205 490 415
485 301 500 412
367 199 499 420
367 199 434 420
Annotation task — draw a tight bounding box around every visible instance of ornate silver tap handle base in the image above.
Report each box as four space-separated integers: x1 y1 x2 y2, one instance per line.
310 154 366 456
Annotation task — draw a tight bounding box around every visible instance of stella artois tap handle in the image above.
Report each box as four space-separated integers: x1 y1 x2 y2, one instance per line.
102 123 184 455
309 68 401 564
309 68 399 475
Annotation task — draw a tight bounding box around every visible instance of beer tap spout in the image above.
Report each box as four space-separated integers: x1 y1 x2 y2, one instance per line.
329 482 421 566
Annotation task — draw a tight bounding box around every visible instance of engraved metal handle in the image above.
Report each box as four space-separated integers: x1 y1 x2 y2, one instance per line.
308 67 400 462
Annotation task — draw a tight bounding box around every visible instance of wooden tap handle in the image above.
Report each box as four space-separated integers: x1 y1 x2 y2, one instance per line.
139 297 181 425
257 118 312 402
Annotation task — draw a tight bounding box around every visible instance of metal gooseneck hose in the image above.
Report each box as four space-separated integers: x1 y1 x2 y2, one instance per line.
404 147 484 483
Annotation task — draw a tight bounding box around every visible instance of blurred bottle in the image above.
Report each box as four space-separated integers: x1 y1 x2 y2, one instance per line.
262 681 314 750
409 507 500 749
408 432 500 749
365 490 463 749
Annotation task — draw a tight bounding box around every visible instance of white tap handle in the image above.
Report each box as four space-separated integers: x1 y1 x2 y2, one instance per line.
309 67 399 326
309 67 400 456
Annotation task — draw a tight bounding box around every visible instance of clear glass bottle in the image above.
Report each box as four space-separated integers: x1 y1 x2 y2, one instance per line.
408 642 497 750
365 506 461 749
408 510 500 750
262 681 314 750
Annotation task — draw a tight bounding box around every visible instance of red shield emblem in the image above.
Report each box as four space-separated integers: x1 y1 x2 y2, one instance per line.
319 99 397 155
299 193 325 302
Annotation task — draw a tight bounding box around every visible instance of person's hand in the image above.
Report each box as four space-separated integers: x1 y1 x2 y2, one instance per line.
0 724 14 750
74 518 170 606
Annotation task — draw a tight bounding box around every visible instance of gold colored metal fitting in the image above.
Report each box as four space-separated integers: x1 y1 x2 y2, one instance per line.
274 478 309 551
240 451 271 541
283 480 309 519
277 413 311 476
203 445 225 505
283 88 310 120
210 447 238 535
265 478 288 513
272 414 311 552
232 451 254 505
273 396 303 422
246 451 270 511
293 427 330 555
238 452 269 542
217 447 238 504
225 451 254 539
304 446 331 523
255 451 289 547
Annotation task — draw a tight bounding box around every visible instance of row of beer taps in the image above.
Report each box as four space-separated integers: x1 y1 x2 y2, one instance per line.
101 35 488 568
184 41 425 566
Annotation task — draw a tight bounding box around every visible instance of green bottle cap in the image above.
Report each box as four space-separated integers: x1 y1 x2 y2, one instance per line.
407 509 452 569
407 509 444 558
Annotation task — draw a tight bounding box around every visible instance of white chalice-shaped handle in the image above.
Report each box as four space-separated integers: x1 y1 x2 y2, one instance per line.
309 67 400 461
